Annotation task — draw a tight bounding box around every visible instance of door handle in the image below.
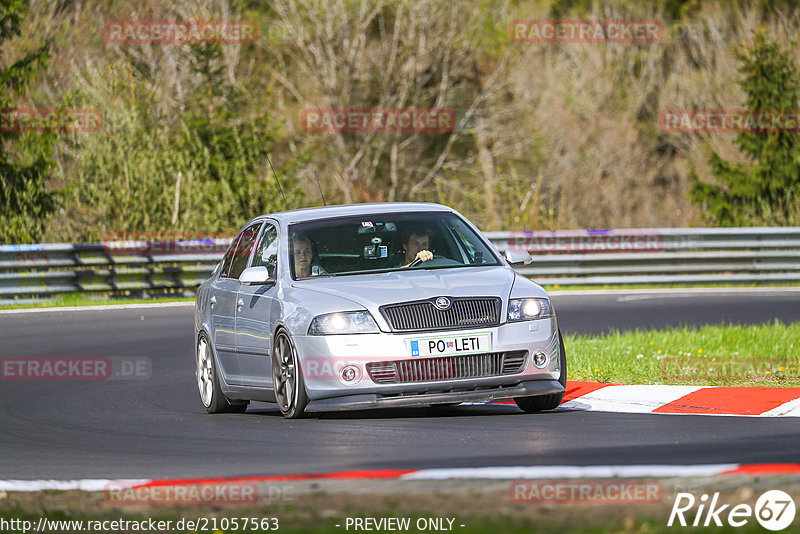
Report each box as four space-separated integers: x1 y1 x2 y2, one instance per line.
210 295 217 306
237 298 244 309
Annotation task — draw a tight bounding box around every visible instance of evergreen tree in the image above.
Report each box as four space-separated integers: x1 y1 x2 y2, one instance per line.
690 30 800 225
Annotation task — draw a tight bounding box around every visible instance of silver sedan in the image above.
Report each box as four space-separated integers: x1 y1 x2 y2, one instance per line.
195 202 566 418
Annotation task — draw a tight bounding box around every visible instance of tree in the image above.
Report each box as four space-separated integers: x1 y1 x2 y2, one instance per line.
690 30 800 225
266 0 518 218
59 40 303 241
0 0 57 243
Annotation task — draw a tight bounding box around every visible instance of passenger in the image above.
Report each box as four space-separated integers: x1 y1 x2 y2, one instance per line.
292 234 328 278
397 226 434 267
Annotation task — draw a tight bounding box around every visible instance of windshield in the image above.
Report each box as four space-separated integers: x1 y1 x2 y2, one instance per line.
288 211 500 279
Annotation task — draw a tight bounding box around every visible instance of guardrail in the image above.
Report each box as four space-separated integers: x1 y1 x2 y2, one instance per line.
486 227 800 286
1 227 798 304
0 239 232 305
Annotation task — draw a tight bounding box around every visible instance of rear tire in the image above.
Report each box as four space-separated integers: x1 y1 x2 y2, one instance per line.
272 330 309 419
514 328 567 413
196 333 249 414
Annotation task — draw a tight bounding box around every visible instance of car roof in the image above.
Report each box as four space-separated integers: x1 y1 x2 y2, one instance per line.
252 202 455 225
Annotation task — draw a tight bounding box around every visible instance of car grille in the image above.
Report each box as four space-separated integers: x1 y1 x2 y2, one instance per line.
380 297 501 332
366 351 526 384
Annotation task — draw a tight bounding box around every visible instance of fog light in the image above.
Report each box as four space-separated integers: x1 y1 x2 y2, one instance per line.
532 351 548 369
340 365 359 383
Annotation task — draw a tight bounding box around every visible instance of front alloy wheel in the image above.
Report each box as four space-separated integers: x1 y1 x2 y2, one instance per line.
272 330 309 419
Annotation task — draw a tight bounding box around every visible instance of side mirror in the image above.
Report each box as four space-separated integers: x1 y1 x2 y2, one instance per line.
239 266 271 284
505 248 532 266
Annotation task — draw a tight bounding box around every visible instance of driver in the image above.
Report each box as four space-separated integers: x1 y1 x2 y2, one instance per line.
292 233 328 278
398 226 433 267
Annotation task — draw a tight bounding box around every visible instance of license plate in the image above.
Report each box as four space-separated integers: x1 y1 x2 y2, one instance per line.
409 333 490 358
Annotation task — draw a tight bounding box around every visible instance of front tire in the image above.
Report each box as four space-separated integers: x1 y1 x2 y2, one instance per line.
272 329 309 419
514 328 567 413
196 333 248 414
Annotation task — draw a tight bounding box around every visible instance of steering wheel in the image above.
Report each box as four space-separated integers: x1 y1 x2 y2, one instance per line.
407 254 444 268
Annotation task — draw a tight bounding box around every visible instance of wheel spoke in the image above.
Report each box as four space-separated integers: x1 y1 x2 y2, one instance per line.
273 334 298 412
285 379 294 405
196 338 213 406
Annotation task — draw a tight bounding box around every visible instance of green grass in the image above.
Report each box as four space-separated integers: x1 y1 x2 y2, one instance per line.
566 321 800 387
0 293 194 310
0 497 783 534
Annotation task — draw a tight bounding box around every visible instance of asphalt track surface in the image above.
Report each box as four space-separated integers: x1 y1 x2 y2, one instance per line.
1 289 799 480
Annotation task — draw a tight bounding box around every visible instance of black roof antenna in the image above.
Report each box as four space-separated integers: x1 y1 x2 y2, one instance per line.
314 169 326 206
255 131 288 210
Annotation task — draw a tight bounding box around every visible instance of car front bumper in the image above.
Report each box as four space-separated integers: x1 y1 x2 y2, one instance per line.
292 316 561 405
306 379 564 411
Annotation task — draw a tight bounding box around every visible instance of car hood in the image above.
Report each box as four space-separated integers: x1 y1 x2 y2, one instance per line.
290 266 524 330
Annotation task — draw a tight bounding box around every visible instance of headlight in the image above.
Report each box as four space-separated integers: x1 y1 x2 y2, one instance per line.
507 298 552 322
308 311 380 335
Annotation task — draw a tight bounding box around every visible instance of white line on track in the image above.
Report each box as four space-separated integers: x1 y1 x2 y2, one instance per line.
0 302 194 315
400 464 741 480
0 465 746 491
0 479 149 491
549 287 800 297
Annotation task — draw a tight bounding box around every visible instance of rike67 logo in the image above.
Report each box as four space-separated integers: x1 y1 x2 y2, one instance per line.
668 490 796 531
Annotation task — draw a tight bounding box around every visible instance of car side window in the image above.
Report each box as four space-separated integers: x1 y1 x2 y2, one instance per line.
251 223 278 278
227 223 263 280
220 233 244 278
